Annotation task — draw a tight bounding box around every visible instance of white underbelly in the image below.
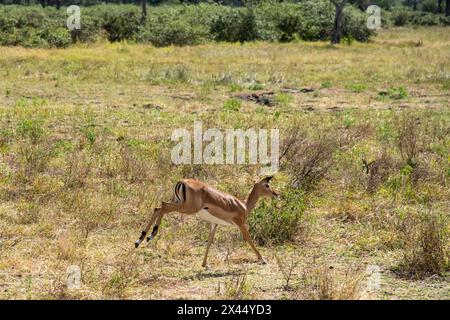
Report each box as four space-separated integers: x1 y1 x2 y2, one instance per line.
197 209 232 226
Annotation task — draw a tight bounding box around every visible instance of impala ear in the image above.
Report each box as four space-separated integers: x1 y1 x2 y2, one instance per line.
261 176 273 183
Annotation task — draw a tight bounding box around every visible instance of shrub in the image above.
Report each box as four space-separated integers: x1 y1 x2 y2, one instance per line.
248 187 306 245
410 12 439 26
363 152 401 194
420 0 438 13
211 7 258 42
0 3 377 48
388 86 408 100
298 263 364 300
222 98 241 112
254 2 305 42
389 6 440 26
41 27 72 48
390 7 411 26
343 5 374 42
280 129 337 192
439 15 450 26
297 0 335 40
17 119 45 145
140 9 211 47
99 6 141 42
70 14 104 43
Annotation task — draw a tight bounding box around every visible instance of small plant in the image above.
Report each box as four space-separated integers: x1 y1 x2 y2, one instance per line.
396 113 420 167
64 150 92 189
320 81 332 89
81 126 97 147
345 83 366 93
222 98 241 112
16 142 51 179
16 119 45 145
103 252 138 298
119 144 150 183
274 250 301 290
387 86 408 100
299 263 364 300
216 270 252 300
248 83 265 91
0 128 13 149
275 93 293 108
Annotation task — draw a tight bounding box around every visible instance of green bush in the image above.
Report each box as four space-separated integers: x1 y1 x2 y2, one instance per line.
439 15 450 26
98 5 141 42
0 3 378 48
248 187 306 245
410 12 439 26
390 7 411 26
41 26 72 48
420 0 438 13
69 14 103 43
389 6 440 26
139 5 213 46
296 0 334 41
211 7 258 42
222 98 241 112
343 5 374 42
388 86 408 100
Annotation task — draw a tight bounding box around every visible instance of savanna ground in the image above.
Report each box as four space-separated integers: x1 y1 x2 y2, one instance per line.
0 27 449 300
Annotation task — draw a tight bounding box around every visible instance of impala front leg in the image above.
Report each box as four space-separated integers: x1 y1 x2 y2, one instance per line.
238 224 266 265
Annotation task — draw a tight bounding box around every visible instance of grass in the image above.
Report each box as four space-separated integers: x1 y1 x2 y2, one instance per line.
0 27 449 300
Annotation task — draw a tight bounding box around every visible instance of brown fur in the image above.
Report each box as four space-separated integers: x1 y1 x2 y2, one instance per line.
135 177 278 267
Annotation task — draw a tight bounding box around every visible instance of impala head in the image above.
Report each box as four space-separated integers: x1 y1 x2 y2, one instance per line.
255 176 278 199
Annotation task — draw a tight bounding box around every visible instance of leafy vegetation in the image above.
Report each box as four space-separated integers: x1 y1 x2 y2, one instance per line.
0 2 375 47
248 187 306 245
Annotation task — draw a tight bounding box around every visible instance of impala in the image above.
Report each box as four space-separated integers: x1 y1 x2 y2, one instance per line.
135 176 278 268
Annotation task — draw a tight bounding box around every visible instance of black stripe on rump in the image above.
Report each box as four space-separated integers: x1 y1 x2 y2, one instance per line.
174 182 180 202
181 182 186 203
174 182 185 203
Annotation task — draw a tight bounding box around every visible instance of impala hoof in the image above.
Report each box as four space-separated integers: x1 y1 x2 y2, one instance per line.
259 258 267 265
134 240 141 248
202 264 210 270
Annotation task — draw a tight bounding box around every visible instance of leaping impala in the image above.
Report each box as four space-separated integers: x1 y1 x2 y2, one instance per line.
135 176 278 268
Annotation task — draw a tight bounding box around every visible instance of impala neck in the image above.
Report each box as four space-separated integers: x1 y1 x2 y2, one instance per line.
245 185 261 214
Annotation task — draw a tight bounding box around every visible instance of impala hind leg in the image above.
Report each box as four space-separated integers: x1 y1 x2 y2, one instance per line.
238 224 266 264
135 208 159 248
202 224 218 269
134 202 180 248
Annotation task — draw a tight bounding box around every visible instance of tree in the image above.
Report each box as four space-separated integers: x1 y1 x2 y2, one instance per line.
404 0 417 10
141 0 147 25
446 0 450 16
330 0 347 44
